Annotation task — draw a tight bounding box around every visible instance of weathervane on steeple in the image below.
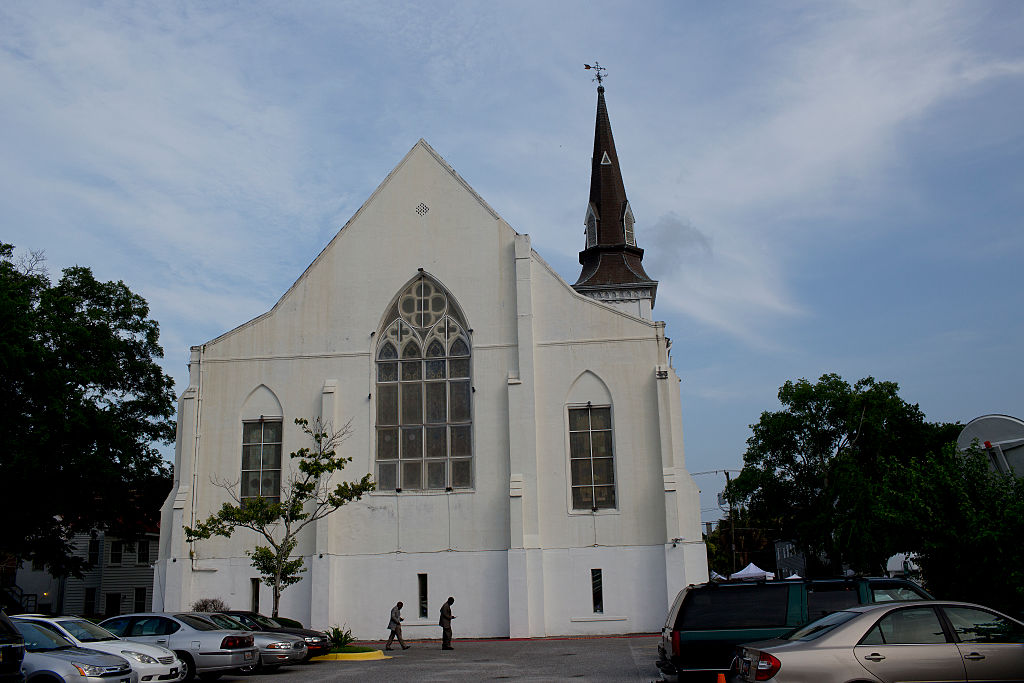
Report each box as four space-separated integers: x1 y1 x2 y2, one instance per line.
574 60 658 317
584 62 607 85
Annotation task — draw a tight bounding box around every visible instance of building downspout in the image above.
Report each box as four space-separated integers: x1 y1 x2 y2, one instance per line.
189 345 204 571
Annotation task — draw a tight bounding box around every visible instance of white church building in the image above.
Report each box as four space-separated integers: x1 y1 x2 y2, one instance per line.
156 84 708 638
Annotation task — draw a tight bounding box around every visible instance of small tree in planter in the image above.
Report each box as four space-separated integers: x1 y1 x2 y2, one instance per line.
185 417 374 617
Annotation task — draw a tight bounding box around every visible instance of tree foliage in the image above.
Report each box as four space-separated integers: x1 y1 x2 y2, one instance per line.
901 443 1024 614
729 373 959 575
184 417 375 617
0 243 176 575
731 372 1024 614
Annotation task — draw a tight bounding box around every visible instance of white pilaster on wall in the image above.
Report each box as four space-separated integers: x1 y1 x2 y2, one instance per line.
654 328 709 603
507 235 545 637
157 345 203 611
310 379 338 630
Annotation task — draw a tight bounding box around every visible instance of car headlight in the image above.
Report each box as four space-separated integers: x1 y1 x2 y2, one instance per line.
265 642 290 649
72 662 106 677
121 650 160 664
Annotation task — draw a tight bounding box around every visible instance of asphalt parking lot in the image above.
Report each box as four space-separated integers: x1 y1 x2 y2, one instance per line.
243 634 663 682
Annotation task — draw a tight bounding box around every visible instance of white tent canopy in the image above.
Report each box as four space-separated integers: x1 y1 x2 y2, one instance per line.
729 563 775 581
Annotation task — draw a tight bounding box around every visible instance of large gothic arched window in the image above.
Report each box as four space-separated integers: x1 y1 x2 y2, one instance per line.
375 275 472 492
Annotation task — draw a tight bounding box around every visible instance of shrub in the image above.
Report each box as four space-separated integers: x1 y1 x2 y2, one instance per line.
327 625 355 648
191 597 230 612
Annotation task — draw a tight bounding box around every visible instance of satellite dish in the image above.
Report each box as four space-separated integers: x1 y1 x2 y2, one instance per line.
957 414 1024 477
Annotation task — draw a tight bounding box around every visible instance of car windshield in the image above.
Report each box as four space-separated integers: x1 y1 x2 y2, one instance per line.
250 614 281 629
783 610 860 641
173 615 218 631
872 584 931 602
208 614 251 631
0 613 21 645
59 619 119 642
14 621 74 652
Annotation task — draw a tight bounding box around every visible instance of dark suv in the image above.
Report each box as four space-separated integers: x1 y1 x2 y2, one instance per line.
656 577 932 682
0 611 25 683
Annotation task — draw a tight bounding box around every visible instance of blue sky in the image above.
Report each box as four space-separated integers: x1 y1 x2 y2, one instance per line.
3 2 1023 521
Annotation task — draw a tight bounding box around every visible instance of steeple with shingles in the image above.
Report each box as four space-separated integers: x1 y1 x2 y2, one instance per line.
572 84 657 319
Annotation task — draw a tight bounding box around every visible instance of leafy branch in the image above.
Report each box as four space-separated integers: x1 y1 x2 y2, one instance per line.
185 416 375 616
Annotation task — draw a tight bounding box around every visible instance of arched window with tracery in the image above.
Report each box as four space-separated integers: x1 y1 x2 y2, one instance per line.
375 275 472 492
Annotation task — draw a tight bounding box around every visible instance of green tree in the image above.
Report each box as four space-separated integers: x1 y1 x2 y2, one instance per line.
0 243 176 575
902 442 1024 614
185 417 375 617
729 373 958 575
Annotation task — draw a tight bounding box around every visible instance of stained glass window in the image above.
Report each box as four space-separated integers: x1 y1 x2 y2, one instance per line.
376 276 472 491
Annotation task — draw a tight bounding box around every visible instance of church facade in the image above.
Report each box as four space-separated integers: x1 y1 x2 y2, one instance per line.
156 86 708 637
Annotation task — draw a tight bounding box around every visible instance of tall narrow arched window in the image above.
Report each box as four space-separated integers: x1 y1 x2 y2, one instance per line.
376 275 472 492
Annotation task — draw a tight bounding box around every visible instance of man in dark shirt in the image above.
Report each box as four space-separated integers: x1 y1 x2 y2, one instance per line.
439 596 456 650
386 601 410 650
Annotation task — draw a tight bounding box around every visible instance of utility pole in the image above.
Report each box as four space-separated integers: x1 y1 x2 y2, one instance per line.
693 469 742 575
724 470 736 574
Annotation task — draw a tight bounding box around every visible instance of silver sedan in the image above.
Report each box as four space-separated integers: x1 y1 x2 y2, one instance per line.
186 613 306 672
736 600 1024 683
99 613 258 682
14 620 136 683
13 616 183 683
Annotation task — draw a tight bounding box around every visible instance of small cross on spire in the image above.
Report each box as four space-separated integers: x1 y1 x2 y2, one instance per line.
584 62 607 85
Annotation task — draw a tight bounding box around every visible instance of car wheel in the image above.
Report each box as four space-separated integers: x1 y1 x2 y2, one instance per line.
175 652 196 683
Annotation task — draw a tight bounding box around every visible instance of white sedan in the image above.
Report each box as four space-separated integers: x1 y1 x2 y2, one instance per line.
13 616 183 683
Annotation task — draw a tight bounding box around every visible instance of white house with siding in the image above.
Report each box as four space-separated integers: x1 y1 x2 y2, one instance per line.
15 532 158 618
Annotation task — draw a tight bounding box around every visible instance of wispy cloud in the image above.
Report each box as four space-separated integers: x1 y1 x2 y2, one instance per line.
635 2 1024 344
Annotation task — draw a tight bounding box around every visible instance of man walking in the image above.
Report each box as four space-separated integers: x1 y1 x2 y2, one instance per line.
386 601 411 650
439 596 456 650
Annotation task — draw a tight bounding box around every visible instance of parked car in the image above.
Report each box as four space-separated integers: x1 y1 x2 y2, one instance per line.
0 611 25 683
736 600 1024 682
657 577 933 681
99 613 257 682
13 620 135 683
186 614 305 673
12 616 182 683
218 612 329 660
